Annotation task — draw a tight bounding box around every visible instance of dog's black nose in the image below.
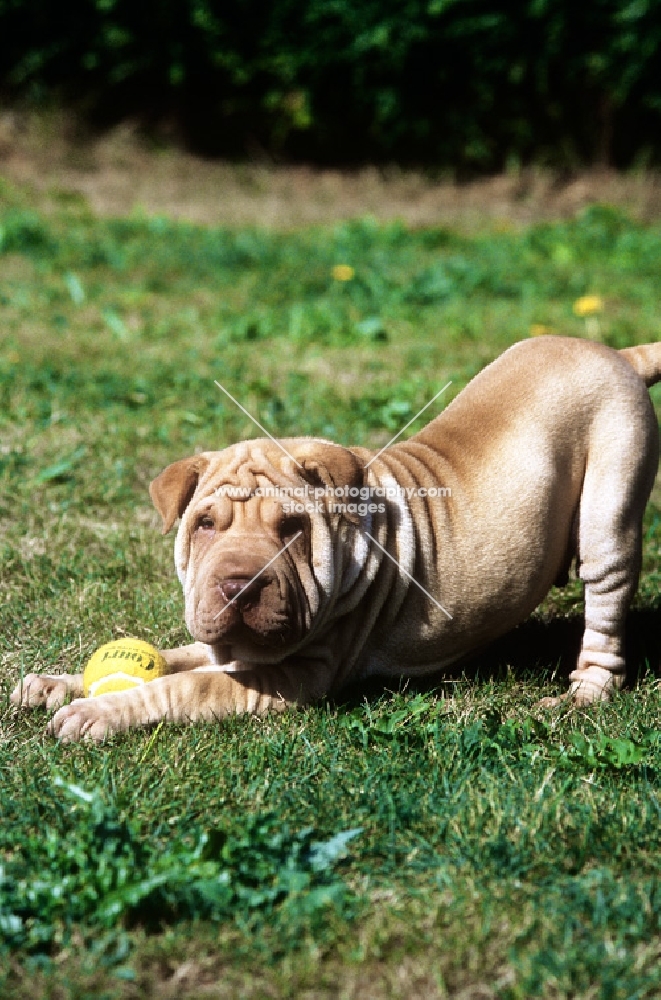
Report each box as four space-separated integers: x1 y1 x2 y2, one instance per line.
219 577 263 608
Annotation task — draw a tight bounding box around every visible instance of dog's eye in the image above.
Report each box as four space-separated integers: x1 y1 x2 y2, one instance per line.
196 515 215 531
280 515 305 543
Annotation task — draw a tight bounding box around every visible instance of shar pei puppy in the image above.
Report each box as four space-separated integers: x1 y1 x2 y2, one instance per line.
12 336 661 740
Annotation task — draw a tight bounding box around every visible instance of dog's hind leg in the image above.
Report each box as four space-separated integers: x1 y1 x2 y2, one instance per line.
566 393 658 705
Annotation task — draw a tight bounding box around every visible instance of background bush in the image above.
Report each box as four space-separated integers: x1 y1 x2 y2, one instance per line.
1 1 661 170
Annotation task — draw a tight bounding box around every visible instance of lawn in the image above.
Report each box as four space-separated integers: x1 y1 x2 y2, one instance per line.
1 177 661 998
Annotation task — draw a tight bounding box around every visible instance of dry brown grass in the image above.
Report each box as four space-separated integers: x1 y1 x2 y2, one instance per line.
2 108 661 230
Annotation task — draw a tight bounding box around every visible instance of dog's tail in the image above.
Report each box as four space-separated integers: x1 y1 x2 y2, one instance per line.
619 343 661 387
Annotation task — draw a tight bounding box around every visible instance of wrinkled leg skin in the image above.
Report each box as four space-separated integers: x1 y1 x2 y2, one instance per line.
8 642 211 715
10 643 315 743
46 670 280 743
539 413 657 708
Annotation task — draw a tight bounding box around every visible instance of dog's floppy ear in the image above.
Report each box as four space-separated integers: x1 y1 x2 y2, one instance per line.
149 455 211 534
298 442 365 525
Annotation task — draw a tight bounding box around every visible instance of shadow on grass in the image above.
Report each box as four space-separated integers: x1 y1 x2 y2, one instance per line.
336 607 661 708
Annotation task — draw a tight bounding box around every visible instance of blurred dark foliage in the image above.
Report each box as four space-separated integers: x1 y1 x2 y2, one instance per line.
1 0 661 169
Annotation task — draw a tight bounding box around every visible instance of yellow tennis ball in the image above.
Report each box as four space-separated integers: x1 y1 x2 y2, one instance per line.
83 638 168 697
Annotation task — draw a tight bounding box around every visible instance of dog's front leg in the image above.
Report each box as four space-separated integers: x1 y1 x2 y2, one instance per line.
9 642 214 711
48 659 329 742
160 641 216 672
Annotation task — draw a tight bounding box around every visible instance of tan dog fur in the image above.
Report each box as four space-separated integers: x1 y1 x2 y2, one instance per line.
12 337 661 740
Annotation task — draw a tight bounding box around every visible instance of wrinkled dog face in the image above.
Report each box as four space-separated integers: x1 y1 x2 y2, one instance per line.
150 439 368 664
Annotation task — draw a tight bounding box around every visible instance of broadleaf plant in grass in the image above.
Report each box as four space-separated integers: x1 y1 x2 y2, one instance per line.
0 778 360 954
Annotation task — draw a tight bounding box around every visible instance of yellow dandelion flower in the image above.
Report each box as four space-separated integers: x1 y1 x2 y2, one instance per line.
573 295 604 317
331 264 355 282
529 324 553 337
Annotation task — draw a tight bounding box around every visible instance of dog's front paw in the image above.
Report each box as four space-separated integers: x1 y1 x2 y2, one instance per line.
50 697 123 742
10 673 77 710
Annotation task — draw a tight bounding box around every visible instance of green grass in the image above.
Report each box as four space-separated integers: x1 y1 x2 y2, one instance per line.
1 178 661 998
